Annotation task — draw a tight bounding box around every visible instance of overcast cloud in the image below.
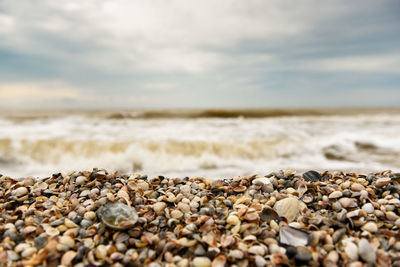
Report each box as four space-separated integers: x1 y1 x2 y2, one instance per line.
0 0 399 109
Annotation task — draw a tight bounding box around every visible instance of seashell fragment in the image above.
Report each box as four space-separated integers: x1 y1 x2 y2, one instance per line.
274 197 305 222
97 202 138 230
303 170 321 182
279 226 309 247
260 206 280 222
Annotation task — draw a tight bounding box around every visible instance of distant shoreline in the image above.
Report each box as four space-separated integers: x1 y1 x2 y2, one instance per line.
2 107 400 120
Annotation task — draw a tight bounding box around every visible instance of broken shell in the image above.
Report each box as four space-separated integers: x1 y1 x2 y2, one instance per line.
97 202 138 230
274 197 305 222
279 226 309 247
260 206 280 222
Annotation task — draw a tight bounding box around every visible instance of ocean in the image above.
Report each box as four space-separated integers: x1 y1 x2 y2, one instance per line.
1 108 399 178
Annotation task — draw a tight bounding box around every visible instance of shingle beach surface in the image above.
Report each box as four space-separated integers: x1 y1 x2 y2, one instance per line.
0 170 399 266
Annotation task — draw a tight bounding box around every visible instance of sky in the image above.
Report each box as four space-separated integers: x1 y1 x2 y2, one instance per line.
0 0 399 109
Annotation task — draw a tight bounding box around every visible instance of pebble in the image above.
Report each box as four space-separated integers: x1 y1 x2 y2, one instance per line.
358 238 376 263
84 211 96 221
295 246 312 262
255 255 267 267
193 256 211 267
361 222 378 233
61 250 77 266
345 241 359 261
376 177 391 187
339 197 358 208
362 203 374 214
21 247 37 258
248 245 265 256
59 236 75 248
12 187 28 197
329 191 343 199
75 176 87 185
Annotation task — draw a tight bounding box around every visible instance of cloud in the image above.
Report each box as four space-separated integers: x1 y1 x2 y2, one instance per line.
0 81 82 108
303 54 400 73
0 0 399 108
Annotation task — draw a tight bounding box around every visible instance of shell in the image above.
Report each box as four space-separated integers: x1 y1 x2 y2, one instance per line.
97 202 138 230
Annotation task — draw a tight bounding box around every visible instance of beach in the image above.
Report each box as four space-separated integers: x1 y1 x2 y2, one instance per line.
1 169 399 266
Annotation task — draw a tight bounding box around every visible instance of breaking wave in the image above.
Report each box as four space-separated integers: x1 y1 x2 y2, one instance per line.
1 110 400 178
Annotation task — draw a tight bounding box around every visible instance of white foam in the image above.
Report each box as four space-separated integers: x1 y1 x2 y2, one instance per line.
1 113 400 178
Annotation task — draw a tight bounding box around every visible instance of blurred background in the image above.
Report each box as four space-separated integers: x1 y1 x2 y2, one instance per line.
0 1 399 178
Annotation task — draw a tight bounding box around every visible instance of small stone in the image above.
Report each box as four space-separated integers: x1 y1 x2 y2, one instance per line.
84 211 96 221
34 236 48 249
64 218 78 228
345 241 358 261
361 222 378 233
376 177 391 187
223 200 232 207
21 247 37 258
386 211 399 221
252 177 271 186
303 170 321 182
13 187 28 197
21 226 37 235
75 176 87 185
59 236 75 248
329 191 343 199
50 218 65 227
61 250 77 266
359 238 376 263
351 183 365 192
228 249 244 259
255 255 267 267
362 203 374 214
339 197 358 208
80 219 93 229
193 256 211 267
295 246 312 263
248 245 265 256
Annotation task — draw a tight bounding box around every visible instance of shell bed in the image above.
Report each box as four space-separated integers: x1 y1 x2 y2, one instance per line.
0 169 399 267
